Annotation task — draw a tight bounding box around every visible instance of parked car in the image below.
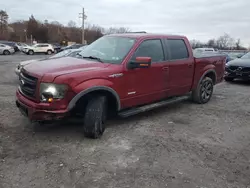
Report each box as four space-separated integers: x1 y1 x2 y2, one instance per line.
15 48 83 75
16 42 30 52
224 52 250 81
15 33 225 139
0 41 18 52
193 48 216 53
58 43 86 52
51 43 61 53
23 43 55 55
227 52 245 60
0 43 15 55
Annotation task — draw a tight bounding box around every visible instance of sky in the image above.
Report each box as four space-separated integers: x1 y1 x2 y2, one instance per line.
1 0 250 47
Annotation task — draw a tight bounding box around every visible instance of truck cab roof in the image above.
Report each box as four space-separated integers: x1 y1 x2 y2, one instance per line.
108 33 186 39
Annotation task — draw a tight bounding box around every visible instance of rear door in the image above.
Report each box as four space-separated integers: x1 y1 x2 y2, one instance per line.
41 44 49 52
164 38 194 96
122 38 169 107
34 44 42 52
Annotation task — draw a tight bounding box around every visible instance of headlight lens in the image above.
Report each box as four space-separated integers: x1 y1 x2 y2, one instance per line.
40 83 68 102
17 64 23 70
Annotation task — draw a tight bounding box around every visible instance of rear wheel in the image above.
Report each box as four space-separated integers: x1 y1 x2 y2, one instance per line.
28 50 34 55
83 96 107 139
47 50 52 55
192 77 214 104
224 77 234 82
3 50 10 55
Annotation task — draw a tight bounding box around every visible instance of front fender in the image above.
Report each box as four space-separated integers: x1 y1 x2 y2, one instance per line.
72 79 114 93
68 79 121 111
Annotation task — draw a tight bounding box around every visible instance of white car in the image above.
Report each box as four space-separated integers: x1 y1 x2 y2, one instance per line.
23 43 54 55
0 43 15 55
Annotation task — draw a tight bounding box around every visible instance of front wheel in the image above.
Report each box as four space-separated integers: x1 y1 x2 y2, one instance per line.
28 50 34 55
83 96 107 139
3 50 10 55
191 77 214 104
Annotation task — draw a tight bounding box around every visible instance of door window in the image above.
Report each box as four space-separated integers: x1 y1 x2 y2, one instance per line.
166 39 189 60
132 39 165 62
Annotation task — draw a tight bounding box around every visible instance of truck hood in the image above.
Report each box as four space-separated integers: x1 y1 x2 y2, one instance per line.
227 58 250 67
24 57 109 79
20 59 41 66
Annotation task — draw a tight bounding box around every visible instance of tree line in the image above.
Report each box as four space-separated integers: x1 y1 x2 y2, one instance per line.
0 10 130 45
1 10 248 49
190 33 247 50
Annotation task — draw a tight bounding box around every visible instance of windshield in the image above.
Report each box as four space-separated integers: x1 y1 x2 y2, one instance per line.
50 49 72 58
239 52 250 59
78 36 136 64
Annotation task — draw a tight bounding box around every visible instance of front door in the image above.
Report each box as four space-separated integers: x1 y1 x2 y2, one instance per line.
122 39 169 108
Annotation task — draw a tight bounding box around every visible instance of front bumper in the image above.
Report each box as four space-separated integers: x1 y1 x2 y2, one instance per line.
9 48 15 54
224 71 250 80
16 90 69 121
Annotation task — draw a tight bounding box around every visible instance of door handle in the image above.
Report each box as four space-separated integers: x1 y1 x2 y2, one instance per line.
188 64 192 68
162 67 169 71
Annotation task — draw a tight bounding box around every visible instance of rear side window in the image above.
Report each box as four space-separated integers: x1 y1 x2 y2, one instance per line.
132 39 164 62
167 39 189 60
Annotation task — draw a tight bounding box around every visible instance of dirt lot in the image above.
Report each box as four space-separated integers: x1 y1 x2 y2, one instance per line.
1 54 250 188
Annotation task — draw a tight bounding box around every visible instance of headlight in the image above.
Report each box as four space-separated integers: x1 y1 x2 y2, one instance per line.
17 64 23 70
39 83 68 102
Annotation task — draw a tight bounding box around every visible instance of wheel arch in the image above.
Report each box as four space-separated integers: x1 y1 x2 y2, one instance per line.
198 69 217 86
67 86 121 111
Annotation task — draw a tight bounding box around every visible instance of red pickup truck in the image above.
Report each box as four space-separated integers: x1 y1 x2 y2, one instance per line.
16 33 226 138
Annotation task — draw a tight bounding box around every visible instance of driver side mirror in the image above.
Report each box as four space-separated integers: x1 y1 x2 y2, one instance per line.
128 57 152 69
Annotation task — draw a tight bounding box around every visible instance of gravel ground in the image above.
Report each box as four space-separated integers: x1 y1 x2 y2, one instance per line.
0 54 250 188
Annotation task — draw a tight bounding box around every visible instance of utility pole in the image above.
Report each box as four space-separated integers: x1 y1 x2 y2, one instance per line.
79 8 87 44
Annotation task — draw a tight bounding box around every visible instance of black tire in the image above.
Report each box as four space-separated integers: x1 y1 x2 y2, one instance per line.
83 96 107 139
28 50 34 55
191 77 214 104
47 50 52 55
3 50 10 55
224 77 234 82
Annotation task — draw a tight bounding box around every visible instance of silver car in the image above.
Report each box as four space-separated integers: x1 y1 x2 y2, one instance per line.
0 43 15 55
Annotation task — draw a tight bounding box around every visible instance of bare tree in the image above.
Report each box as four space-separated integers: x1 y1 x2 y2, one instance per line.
67 20 77 28
216 33 234 49
235 39 241 50
189 39 204 49
207 39 216 48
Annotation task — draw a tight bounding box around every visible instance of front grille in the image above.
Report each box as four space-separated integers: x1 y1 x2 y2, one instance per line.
228 66 250 73
228 66 238 71
19 70 38 99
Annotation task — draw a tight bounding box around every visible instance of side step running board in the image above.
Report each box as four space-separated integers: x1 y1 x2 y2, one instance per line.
118 95 189 118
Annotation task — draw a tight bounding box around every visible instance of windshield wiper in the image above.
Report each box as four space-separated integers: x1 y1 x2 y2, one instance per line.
82 56 103 63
